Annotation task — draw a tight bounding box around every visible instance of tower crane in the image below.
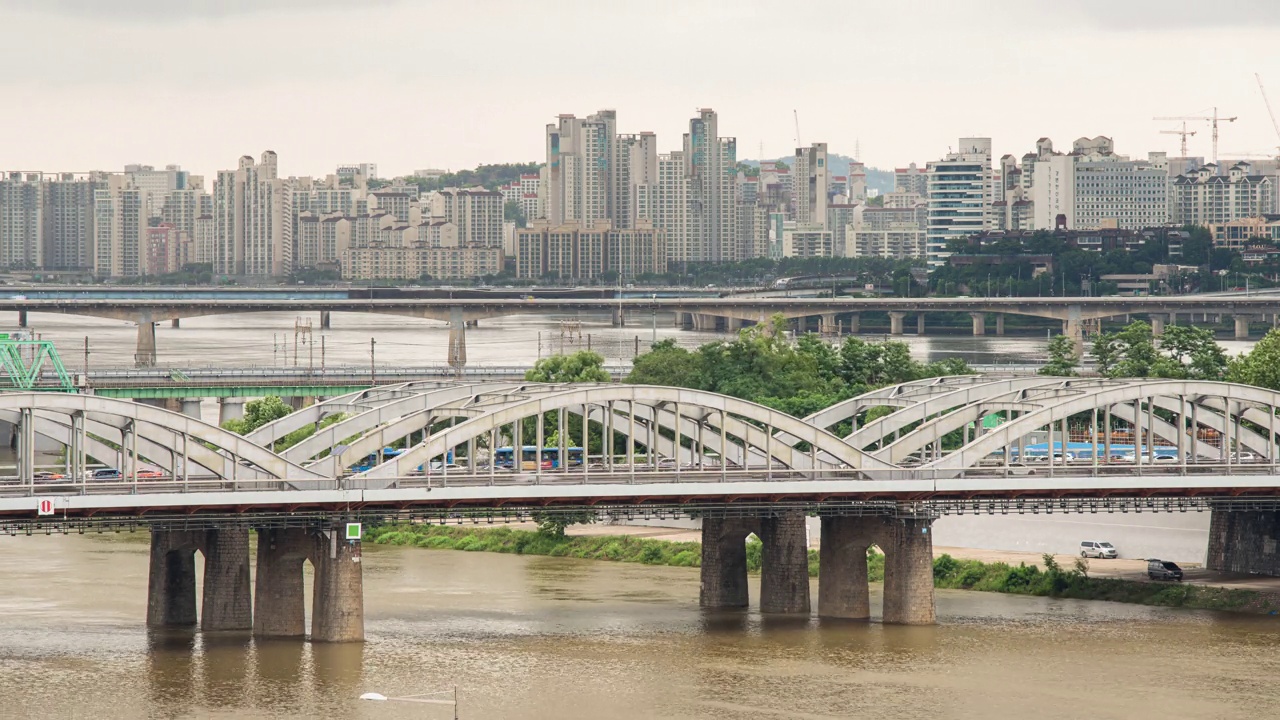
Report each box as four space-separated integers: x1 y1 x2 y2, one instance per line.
1154 107 1238 163
793 109 802 148
1256 73 1280 157
1159 122 1197 157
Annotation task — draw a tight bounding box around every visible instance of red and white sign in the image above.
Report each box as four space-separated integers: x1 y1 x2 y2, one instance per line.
37 498 54 516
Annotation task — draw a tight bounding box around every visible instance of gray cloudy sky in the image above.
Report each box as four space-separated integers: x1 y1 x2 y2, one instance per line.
3 0 1280 178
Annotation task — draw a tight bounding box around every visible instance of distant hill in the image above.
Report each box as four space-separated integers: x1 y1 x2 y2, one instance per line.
741 153 895 194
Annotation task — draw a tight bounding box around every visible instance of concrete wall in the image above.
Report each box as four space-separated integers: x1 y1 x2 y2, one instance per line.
932 512 1210 565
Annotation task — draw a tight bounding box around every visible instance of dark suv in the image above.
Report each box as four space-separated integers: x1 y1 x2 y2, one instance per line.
1147 559 1184 582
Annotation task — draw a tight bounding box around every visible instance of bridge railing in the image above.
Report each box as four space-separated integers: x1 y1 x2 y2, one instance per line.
1 460 1278 499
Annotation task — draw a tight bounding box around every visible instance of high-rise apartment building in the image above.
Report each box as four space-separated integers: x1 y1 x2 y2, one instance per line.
436 188 504 247
683 109 739 263
926 138 994 266
637 152 690 266
793 143 829 229
0 173 44 269
46 174 106 271
213 151 294 276
1171 162 1278 226
612 132 659 230
93 174 148 277
124 164 190 219
895 163 928 196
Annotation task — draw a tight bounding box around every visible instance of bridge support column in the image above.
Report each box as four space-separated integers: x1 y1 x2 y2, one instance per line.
996 313 1005 336
970 312 985 336
882 515 936 625
889 312 906 336
147 530 200 628
821 314 837 336
1235 315 1252 340
17 310 26 328
254 528 310 638
218 397 246 426
611 308 627 327
180 398 203 419
1151 314 1166 337
319 311 331 330
848 314 860 334
759 511 811 614
1207 508 1280 576
818 516 876 619
916 314 925 335
1064 305 1084 359
699 517 756 609
201 526 253 631
135 320 157 367
311 526 364 642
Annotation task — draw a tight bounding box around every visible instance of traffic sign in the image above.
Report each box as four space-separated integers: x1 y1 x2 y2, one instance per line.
37 498 54 516
346 522 362 541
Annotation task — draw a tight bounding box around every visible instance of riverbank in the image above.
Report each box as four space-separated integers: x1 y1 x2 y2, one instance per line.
367 523 1279 615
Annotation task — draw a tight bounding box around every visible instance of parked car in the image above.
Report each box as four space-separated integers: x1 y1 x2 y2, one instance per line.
87 468 121 481
1147 559 1184 581
1005 462 1037 476
1080 540 1118 559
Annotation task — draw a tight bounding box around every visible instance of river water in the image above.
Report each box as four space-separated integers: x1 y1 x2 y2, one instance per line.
7 310 1264 371
1 535 1277 719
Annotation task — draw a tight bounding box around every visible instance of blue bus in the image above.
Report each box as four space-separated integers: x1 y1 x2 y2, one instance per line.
493 446 584 470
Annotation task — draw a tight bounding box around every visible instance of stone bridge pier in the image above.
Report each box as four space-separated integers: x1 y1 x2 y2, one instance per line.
1206 507 1280 576
699 510 934 622
148 524 364 642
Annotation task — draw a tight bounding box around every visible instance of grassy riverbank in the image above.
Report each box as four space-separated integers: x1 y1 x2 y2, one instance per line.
367 524 1273 614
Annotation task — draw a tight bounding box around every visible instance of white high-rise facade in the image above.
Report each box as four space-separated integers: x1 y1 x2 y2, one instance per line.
93 174 147 277
1031 138 1168 230
683 109 739 263
213 151 294 276
637 152 689 266
926 138 993 267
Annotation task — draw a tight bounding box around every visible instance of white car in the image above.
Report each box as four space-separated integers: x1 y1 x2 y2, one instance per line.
1080 541 1118 559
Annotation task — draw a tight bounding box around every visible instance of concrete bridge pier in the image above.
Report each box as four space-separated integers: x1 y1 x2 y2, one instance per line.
889 312 906 336
252 526 365 642
254 528 311 638
320 311 331 330
180 398 203 419
1235 316 1252 340
996 314 1005 336
611 308 627 327
135 321 157 367
1151 314 1166 337
311 526 365 642
882 516 936 625
759 511 811 614
699 517 756 609
218 397 247 426
147 527 252 632
970 312 986 336
821 313 837 335
848 314 860 334
916 314 925 335
17 310 26 328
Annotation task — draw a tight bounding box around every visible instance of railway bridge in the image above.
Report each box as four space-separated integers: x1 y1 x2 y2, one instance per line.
3 376 1280 640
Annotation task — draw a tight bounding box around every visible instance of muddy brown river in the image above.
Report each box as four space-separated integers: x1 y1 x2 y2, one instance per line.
0 534 1277 719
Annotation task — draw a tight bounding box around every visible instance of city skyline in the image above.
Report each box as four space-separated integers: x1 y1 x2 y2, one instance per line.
4 1 1280 178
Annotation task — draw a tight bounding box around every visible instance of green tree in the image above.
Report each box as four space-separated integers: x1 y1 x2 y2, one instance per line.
1229 328 1280 389
1039 335 1079 377
504 199 527 228
1094 321 1158 378
627 339 700 386
222 396 293 435
525 350 611 383
1158 325 1227 380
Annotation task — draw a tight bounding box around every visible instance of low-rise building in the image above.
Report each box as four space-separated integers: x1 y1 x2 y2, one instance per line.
342 245 501 281
514 220 666 280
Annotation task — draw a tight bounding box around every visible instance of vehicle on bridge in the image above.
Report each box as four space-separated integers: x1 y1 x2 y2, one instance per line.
494 446 584 470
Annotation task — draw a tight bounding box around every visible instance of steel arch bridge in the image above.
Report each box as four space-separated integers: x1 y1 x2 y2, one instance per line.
4 377 1280 525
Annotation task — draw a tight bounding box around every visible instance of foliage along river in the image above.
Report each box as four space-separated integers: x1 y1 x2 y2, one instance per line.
0 534 1277 719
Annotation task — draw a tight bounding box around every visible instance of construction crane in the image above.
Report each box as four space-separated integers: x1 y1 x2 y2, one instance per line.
1154 107 1238 164
793 109 802 148
1159 122 1197 157
1257 73 1280 156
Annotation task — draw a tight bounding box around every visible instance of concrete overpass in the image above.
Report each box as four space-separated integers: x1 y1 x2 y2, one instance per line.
6 377 1280 640
5 294 1280 365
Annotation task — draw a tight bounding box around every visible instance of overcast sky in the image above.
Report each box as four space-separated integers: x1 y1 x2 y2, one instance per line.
4 0 1280 178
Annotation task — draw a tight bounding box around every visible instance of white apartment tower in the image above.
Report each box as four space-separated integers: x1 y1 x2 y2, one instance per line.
793 143 829 229
612 132 659 230
213 151 294 276
93 174 148 277
926 138 994 266
1032 137 1169 230
545 111 614 226
0 173 44 269
636 152 690 266
683 109 739 262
